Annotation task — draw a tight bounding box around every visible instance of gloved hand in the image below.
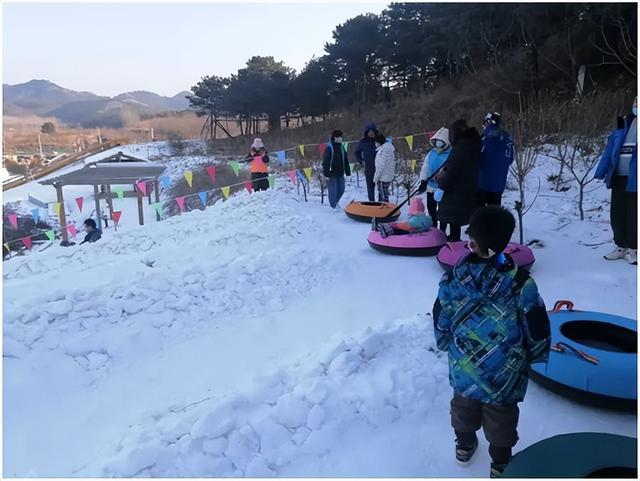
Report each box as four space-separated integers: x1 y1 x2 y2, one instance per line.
418 180 428 193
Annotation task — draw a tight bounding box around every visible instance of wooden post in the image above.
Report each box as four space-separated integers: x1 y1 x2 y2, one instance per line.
135 183 144 226
105 185 115 221
56 183 68 242
93 184 101 232
154 179 160 222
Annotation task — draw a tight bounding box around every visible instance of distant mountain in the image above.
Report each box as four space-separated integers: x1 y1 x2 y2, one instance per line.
3 80 191 127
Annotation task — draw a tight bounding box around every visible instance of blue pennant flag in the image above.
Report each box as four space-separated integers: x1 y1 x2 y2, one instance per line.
198 191 207 206
296 170 307 184
386 136 393 144
277 151 286 166
31 208 40 224
160 176 170 189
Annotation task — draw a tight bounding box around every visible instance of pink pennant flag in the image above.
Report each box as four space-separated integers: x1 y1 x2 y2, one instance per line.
8 213 18 230
287 170 297 185
136 180 148 196
244 181 254 194
21 237 32 250
206 166 217 183
176 196 185 212
318 143 327 157
67 224 78 239
113 211 122 225
75 197 84 212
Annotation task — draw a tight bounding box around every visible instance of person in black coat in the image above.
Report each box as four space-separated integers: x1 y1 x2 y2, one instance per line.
436 119 482 241
80 218 102 245
323 129 351 209
354 122 379 201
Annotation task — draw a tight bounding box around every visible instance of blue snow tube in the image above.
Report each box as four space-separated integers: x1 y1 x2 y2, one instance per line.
530 300 637 411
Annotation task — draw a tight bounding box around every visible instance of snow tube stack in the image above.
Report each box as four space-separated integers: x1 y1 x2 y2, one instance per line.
530 300 637 411
367 228 447 257
502 433 637 478
436 241 535 272
344 201 400 223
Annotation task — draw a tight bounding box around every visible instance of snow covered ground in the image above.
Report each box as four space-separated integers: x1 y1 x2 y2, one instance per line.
3 150 636 477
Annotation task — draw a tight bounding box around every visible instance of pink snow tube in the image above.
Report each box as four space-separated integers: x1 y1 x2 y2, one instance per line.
368 228 447 256
437 241 535 272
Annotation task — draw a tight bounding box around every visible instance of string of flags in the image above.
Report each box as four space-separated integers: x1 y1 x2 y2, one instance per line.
4 128 437 251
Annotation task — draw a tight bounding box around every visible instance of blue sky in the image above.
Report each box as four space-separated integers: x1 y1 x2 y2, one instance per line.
3 2 386 97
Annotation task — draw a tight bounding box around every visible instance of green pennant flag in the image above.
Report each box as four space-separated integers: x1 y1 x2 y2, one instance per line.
153 202 163 216
268 175 275 188
342 141 349 153
45 230 55 241
230 161 240 176
113 187 124 200
350 162 355 173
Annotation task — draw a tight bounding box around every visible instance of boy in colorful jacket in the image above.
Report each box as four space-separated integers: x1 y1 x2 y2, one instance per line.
433 206 551 478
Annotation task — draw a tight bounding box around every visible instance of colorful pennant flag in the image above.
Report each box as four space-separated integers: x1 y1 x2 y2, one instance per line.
113 211 122 225
176 197 185 212
4 243 9 253
198 191 207 207
386 136 393 144
405 135 414 151
160 176 171 189
411 159 417 172
230 161 240 176
45 230 55 241
277 151 286 166
67 224 78 239
184 170 193 187
136 180 148 196
244 181 254 194
221 186 230 199
343 141 349 153
299 145 305 156
31 208 40 224
8 213 18 230
153 202 163 217
303 167 313 181
349 163 355 173
113 188 124 200
53 202 61 216
206 166 217 183
287 170 298 185
268 175 275 188
21 237 32 250
75 197 84 212
297 170 306 184
318 143 327 157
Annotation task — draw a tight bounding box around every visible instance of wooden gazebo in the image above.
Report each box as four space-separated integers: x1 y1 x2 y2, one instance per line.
39 158 166 242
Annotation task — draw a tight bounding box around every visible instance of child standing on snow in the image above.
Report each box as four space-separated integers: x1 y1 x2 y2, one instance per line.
372 133 396 203
374 197 432 238
432 206 551 478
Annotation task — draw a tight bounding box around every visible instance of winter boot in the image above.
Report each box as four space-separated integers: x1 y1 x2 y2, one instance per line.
490 462 508 478
604 247 627 260
625 249 637 265
455 436 478 464
377 224 393 238
371 217 378 231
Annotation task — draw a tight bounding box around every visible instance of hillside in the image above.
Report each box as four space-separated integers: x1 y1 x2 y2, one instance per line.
3 80 190 127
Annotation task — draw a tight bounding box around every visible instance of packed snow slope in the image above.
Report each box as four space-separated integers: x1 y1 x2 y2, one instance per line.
3 154 636 477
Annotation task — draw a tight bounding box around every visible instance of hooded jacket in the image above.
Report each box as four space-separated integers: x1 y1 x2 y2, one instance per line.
433 254 551 404
354 122 379 171
322 139 351 178
373 141 396 183
595 114 637 192
479 125 514 193
420 128 452 190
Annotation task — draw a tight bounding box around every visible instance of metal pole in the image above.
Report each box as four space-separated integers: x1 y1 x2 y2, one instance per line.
93 184 101 232
154 179 160 221
56 183 69 242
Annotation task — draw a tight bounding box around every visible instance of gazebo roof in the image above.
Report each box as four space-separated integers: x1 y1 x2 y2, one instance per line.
39 162 167 186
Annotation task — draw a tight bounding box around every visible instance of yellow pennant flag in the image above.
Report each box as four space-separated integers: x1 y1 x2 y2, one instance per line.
410 159 417 172
299 145 305 156
221 186 230 199
405 135 414 151
4 243 9 253
184 170 193 187
303 167 313 180
53 202 61 216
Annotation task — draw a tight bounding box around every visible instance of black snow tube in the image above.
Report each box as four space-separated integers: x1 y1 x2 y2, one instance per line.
502 433 637 478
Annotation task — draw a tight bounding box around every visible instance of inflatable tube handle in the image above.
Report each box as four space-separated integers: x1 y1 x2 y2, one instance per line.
551 342 599 365
552 300 574 312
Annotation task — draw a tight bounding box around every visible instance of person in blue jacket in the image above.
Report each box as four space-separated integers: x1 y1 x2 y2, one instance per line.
477 112 514 207
354 122 379 201
418 127 451 230
323 129 351 210
595 97 637 265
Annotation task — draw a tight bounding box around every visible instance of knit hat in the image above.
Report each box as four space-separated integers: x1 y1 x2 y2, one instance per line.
251 138 264 150
483 112 501 126
467 206 515 256
408 197 425 216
